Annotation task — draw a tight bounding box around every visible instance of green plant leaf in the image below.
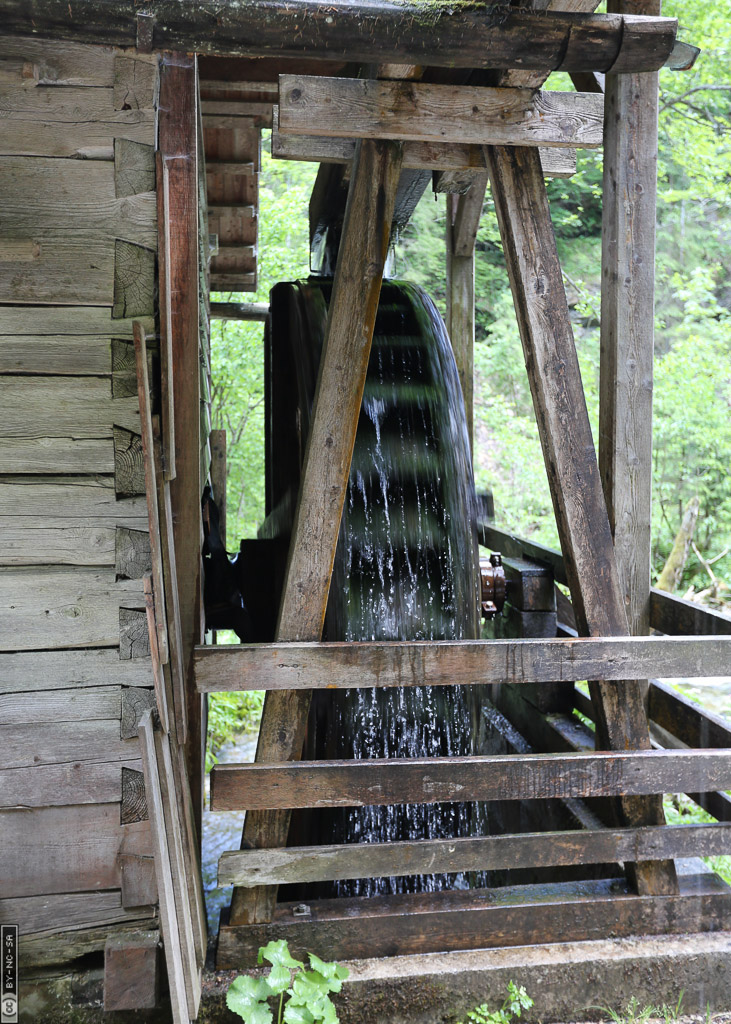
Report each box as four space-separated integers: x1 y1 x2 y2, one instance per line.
259 939 304 971
282 1004 315 1024
267 962 293 994
226 975 274 1024
306 955 349 993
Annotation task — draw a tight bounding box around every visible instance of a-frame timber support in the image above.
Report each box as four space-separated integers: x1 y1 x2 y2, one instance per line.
484 142 676 894
229 137 404 926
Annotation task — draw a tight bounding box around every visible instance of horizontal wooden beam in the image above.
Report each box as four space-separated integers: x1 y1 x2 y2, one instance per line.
194 635 731 693
0 5 680 73
479 522 731 637
216 872 730 966
279 78 603 149
209 302 269 322
271 109 577 178
219 822 731 887
210 749 731 811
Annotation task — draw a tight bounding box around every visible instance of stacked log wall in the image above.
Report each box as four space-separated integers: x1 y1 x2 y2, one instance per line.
0 37 161 967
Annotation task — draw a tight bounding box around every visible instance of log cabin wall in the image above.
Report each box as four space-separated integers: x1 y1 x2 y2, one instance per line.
0 37 162 971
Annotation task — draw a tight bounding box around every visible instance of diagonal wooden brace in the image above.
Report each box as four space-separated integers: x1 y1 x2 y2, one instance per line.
484 143 677 896
229 138 404 926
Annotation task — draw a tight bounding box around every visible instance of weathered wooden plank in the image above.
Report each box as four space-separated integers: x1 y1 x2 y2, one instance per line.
279 78 604 150
0 306 154 338
0 758 142 809
0 236 114 305
0 719 140 769
121 766 148 823
119 853 158 908
220 822 731 887
0 336 112 375
114 53 158 112
231 137 404 927
0 805 151 897
598 0 661 713
0 86 157 158
138 711 196 1024
0 685 121 725
0 567 144 651
271 112 578 177
120 607 151 660
0 648 153 695
497 0 602 90
0 156 156 249
0 888 154 939
484 142 675 894
650 680 731 750
193 635 731 693
0 437 114 476
0 474 147 523
115 527 152 580
104 931 160 1011
217 873 729 966
113 427 145 495
651 589 731 637
0 35 117 86
0 5 679 74
19 917 158 968
0 377 139 438
211 750 731 812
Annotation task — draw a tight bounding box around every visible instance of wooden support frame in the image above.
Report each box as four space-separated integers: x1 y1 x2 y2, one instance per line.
194 635 731 693
483 143 676 895
211 749 731 812
229 137 405 927
216 872 730 966
279 77 605 150
271 110 577 179
0 6 680 73
599 0 662 710
219 823 731 888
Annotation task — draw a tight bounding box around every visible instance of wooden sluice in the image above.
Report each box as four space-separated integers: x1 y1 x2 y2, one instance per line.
2 2 731 1020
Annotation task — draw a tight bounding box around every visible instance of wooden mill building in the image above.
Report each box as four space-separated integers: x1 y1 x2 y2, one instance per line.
2 2 731 1021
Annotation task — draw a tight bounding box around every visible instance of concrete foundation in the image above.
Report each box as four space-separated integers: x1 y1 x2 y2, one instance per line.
20 933 731 1023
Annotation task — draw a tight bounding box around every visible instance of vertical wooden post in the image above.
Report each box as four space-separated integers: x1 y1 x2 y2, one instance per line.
484 143 677 896
445 178 486 453
229 138 404 927
159 54 205 830
599 0 662 706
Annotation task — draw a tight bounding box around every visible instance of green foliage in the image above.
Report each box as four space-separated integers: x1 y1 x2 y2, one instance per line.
226 940 349 1024
457 982 533 1024
595 993 685 1024
205 689 264 771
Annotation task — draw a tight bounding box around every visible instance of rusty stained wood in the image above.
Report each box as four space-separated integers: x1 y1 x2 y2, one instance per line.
216 872 729 966
219 822 731 887
229 137 404 927
483 143 676 895
211 750 731 812
271 110 577 178
193 635 731 693
0 4 679 73
279 78 605 150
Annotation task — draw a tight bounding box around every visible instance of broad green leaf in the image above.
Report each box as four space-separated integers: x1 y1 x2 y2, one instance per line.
259 939 304 971
283 1003 316 1024
226 975 274 1024
266 962 292 995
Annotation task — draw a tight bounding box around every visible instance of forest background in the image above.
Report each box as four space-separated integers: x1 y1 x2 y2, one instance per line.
210 0 731 629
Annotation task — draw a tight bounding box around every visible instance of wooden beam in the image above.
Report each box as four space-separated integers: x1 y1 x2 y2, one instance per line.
160 55 205 830
194 635 731 693
271 111 577 178
0 5 679 72
446 178 487 453
229 137 404 927
219 823 731 887
650 679 731 749
483 143 676 895
599 0 662 716
209 301 269 321
211 750 731 812
216 873 730 966
279 78 604 150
